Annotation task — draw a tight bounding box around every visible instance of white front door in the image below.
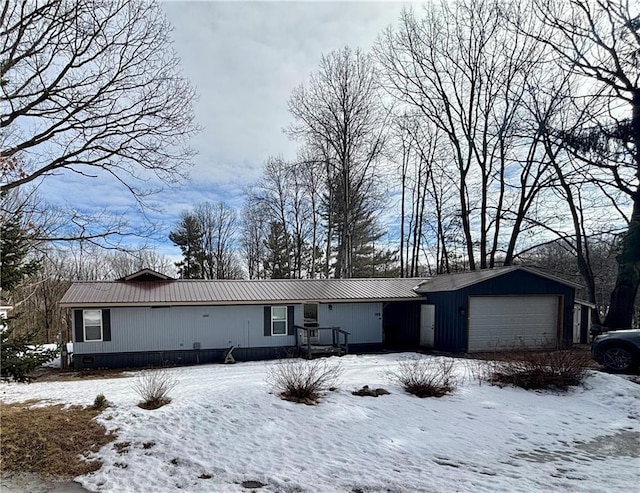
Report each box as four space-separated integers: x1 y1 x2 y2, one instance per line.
420 305 435 347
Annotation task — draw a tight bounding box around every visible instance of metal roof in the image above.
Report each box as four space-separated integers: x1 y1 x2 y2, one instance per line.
60 277 428 307
60 266 577 307
119 269 174 282
414 266 580 292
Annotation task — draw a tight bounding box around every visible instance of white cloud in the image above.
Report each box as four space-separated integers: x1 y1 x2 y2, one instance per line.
37 1 411 253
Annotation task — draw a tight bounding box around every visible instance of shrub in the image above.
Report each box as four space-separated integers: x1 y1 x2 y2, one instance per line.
386 357 459 398
133 369 177 409
93 393 108 410
483 350 592 391
266 358 342 404
0 327 57 382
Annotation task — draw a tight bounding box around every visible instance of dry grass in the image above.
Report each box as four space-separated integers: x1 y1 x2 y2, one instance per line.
34 368 129 382
0 400 115 478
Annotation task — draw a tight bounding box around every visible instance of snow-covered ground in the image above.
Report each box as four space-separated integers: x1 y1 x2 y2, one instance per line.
1 354 639 493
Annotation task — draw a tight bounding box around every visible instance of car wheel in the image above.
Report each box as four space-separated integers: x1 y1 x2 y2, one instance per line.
601 345 637 373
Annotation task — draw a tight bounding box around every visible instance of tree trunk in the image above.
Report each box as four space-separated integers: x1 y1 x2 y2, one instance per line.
603 191 640 328
603 94 640 328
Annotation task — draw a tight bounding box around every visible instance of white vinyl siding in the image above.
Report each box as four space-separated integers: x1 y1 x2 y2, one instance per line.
467 296 559 352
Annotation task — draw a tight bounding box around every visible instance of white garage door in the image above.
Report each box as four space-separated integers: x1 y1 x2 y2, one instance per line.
468 296 559 352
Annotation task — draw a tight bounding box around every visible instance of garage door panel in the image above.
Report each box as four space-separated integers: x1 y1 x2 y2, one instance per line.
468 296 558 352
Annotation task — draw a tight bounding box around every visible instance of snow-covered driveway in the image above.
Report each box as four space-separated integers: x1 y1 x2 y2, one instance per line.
1 354 638 492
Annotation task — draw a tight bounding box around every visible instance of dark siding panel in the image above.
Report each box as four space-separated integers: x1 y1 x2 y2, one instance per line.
383 301 421 347
348 343 384 354
72 346 297 369
264 306 270 336
463 269 575 350
428 291 466 353
74 310 84 342
102 309 111 341
424 269 576 353
287 306 295 335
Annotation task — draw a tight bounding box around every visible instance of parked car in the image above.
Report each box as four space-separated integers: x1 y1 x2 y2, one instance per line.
591 329 640 373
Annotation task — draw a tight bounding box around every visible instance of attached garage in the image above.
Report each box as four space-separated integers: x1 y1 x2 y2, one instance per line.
467 296 559 352
414 266 577 353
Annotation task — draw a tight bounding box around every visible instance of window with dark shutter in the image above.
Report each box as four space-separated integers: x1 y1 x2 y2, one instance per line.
83 310 103 341
102 309 111 341
271 306 287 335
264 306 293 336
74 310 84 342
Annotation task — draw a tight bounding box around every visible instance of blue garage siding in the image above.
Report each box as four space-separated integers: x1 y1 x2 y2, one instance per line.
382 301 423 348
425 269 575 353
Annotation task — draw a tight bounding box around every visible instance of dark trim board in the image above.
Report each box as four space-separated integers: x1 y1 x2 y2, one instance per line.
72 343 386 369
347 343 384 354
73 347 294 369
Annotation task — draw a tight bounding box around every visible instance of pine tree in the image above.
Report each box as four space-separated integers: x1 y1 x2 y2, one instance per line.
169 213 205 279
0 201 55 382
263 222 292 279
0 209 40 292
1 323 57 382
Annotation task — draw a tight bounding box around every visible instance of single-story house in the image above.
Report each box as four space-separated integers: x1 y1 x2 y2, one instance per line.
59 266 578 369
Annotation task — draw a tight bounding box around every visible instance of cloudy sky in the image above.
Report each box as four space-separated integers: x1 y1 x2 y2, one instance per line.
41 1 411 258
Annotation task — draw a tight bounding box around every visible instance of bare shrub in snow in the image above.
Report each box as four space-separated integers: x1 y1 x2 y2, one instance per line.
133 370 177 409
482 351 592 391
386 357 459 398
266 358 342 405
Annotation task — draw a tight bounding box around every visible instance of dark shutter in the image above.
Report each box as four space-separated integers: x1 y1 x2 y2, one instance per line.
264 306 271 336
74 310 84 342
287 306 294 335
102 309 111 341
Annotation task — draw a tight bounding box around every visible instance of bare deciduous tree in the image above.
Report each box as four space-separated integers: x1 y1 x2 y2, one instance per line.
377 1 557 271
287 47 388 278
0 0 198 200
526 0 640 327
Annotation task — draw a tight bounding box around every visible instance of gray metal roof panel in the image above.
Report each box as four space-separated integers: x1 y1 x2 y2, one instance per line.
60 278 428 306
414 266 580 292
60 266 578 307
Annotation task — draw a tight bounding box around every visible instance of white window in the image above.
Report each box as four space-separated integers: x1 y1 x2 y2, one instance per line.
271 306 287 336
83 309 103 341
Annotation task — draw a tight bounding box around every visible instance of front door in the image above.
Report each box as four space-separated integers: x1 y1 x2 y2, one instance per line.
302 302 319 344
420 305 435 348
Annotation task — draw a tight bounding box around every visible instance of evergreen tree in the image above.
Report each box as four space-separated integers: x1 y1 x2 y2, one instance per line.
0 199 55 382
0 208 40 292
263 222 292 279
1 323 57 382
169 213 204 279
